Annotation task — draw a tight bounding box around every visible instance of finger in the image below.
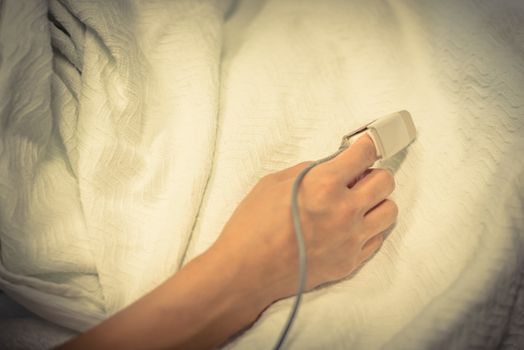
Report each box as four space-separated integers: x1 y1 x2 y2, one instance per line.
348 168 373 189
322 133 378 184
272 161 313 181
359 199 398 240
351 169 395 213
359 233 384 262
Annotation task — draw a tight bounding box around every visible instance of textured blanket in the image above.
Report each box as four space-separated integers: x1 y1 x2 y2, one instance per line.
1 0 523 348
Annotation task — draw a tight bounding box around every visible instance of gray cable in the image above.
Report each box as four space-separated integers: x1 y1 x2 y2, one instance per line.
273 144 348 350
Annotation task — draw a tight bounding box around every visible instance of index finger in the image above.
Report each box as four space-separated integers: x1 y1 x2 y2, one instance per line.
324 133 378 184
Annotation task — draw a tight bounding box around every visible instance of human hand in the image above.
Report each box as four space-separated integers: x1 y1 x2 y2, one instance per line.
211 134 398 305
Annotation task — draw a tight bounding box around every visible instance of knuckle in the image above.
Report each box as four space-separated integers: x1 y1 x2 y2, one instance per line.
363 142 376 163
338 200 359 221
370 234 385 249
383 199 398 221
347 191 368 215
311 175 338 197
379 169 395 192
389 200 399 218
349 230 364 246
358 191 375 210
346 201 360 218
372 235 385 252
301 175 338 212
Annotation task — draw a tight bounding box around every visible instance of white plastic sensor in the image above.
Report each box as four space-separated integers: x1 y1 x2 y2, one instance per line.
340 110 416 159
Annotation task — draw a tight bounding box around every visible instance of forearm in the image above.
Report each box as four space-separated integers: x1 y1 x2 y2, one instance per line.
59 245 270 349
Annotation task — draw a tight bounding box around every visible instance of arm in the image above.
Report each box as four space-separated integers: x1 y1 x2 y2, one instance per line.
60 246 270 349
58 135 397 349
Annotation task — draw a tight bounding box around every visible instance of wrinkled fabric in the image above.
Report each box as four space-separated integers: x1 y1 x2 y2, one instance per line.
0 0 523 348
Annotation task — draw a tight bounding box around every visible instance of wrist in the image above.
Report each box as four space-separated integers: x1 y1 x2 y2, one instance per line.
209 233 291 311
177 245 271 348
203 242 272 315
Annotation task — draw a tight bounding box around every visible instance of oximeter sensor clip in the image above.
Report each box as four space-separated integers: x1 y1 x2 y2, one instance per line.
340 110 417 159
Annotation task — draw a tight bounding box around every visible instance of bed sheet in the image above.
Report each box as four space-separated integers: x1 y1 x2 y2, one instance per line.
0 0 523 348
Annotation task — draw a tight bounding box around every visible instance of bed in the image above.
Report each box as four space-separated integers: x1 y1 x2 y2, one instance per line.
1 0 523 348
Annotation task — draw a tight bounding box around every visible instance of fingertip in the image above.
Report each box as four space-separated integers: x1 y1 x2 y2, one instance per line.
333 133 378 181
350 133 378 162
319 132 379 185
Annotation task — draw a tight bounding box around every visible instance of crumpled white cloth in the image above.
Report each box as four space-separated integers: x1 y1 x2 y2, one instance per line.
0 0 523 348
0 0 229 329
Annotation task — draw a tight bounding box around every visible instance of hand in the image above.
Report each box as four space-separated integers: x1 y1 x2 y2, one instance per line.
212 134 398 303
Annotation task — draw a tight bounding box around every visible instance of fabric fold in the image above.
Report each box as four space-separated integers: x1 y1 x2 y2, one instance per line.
0 0 232 329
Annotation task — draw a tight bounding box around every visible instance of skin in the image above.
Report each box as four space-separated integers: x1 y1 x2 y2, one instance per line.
58 134 397 349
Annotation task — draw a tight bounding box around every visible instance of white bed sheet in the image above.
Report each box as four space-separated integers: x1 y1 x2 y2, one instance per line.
0 0 523 348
